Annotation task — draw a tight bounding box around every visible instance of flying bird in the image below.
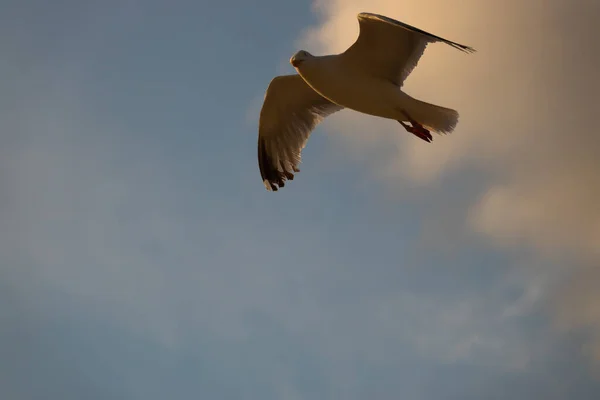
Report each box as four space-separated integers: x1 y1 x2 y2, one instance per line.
257 12 475 191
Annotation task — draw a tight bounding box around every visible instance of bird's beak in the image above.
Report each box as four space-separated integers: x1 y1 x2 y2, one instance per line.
290 58 302 68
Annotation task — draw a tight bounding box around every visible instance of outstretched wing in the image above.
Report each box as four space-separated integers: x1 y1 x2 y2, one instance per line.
342 12 475 87
258 74 343 191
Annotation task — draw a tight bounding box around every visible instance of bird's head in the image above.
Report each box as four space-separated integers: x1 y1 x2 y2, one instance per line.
290 50 313 69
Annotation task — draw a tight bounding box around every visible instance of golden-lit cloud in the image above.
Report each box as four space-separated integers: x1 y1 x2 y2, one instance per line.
296 0 600 362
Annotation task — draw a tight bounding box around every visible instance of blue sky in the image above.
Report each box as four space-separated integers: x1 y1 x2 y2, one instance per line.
2 0 600 399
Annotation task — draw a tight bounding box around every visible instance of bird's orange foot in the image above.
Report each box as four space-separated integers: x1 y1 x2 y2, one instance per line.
408 124 432 142
398 119 433 143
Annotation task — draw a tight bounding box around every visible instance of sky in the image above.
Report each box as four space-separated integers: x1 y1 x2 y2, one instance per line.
1 0 599 399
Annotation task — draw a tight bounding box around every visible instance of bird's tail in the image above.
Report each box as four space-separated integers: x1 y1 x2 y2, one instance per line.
399 97 459 134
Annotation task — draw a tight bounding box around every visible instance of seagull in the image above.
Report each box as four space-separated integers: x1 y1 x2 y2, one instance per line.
257 12 475 191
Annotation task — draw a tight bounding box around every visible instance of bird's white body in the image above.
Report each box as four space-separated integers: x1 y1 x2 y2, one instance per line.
257 12 475 191
295 55 409 120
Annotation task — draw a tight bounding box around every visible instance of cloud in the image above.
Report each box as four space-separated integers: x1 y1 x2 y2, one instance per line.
297 0 600 363
4 1 600 398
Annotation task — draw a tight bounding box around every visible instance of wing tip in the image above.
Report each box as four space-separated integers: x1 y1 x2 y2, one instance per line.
258 137 297 192
453 43 477 54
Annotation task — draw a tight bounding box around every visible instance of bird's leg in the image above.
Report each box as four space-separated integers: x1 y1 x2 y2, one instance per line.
397 110 433 143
